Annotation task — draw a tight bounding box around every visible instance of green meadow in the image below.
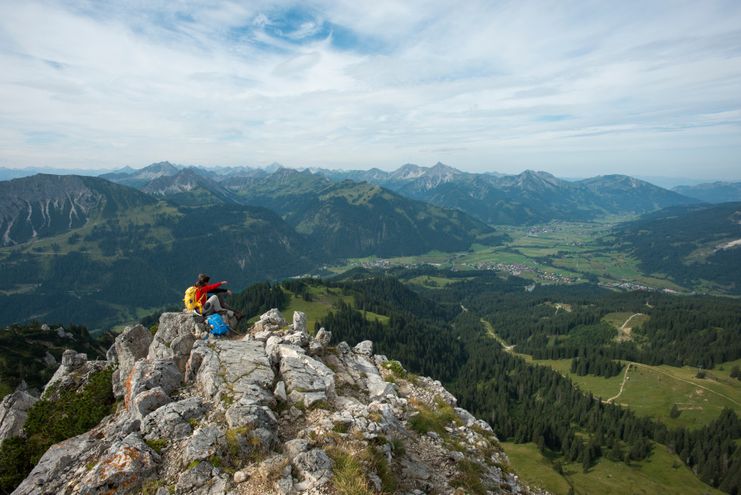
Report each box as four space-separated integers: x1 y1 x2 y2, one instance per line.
502 441 724 495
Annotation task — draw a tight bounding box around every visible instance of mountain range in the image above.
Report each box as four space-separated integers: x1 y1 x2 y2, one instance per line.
0 171 493 327
0 161 731 327
317 163 701 224
101 161 701 225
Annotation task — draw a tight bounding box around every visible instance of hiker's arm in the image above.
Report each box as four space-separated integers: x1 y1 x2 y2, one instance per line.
203 282 223 292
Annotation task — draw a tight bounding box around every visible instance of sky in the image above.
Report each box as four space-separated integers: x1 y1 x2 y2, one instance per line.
1 0 740 179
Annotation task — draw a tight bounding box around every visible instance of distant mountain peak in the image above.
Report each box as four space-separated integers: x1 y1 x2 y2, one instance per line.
143 161 178 172
391 163 426 180
428 162 462 175
263 162 284 173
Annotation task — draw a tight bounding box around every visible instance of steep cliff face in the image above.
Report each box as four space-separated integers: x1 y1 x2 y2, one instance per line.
9 309 542 495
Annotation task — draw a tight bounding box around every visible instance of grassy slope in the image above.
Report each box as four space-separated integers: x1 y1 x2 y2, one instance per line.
281 285 389 334
486 312 741 430
530 357 741 429
502 441 724 495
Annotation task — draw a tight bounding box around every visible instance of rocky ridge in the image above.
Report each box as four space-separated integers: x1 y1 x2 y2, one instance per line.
9 309 542 495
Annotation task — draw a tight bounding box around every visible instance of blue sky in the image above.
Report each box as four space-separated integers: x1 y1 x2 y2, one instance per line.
1 0 740 179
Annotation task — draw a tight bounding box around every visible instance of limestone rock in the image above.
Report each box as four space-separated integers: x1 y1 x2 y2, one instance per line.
455 407 477 427
284 330 309 347
279 346 335 407
141 396 205 441
175 459 229 494
353 340 373 356
327 342 394 400
292 310 307 334
112 369 124 399
250 308 286 334
115 324 153 376
315 327 331 347
106 343 118 363
112 324 153 395
148 312 202 365
183 425 226 465
170 332 196 373
61 349 87 368
0 389 38 443
124 359 182 410
292 448 333 491
131 386 170 421
274 381 287 402
12 429 101 494
283 438 308 460
77 433 159 494
192 339 275 406
233 470 248 483
225 399 278 431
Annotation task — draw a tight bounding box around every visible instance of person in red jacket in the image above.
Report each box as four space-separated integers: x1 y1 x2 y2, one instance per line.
194 274 243 319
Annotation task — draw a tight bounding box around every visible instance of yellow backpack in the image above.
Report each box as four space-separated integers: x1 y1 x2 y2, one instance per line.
183 286 202 312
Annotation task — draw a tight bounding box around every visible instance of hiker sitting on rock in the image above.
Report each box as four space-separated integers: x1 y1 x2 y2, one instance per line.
194 273 242 320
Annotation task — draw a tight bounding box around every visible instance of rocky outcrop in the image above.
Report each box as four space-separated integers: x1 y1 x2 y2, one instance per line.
0 386 37 443
111 324 153 399
148 313 207 372
42 349 108 400
10 309 540 495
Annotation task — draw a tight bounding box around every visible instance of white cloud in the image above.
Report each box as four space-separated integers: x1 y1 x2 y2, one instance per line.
0 0 740 179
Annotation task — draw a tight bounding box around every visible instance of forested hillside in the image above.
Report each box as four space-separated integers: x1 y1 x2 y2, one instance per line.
0 202 312 327
616 202 741 293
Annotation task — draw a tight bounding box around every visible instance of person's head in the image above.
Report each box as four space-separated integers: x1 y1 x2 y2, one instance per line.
196 273 210 287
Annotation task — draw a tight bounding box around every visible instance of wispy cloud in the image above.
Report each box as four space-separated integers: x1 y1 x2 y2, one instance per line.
0 0 740 179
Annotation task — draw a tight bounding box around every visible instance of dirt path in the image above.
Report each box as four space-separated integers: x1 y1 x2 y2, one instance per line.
616 312 643 341
620 313 643 329
481 318 517 352
606 363 632 403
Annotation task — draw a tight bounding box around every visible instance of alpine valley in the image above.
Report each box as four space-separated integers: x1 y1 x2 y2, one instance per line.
2 162 738 329
0 162 739 495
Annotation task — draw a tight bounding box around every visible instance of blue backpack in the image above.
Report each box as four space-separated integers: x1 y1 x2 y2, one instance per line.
206 313 229 337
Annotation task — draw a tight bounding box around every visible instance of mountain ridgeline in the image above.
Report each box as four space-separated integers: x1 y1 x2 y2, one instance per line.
0 161 726 327
672 181 741 203
0 170 494 327
103 161 700 225
318 163 700 224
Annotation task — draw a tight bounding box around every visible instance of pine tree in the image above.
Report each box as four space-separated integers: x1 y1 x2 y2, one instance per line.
581 447 593 473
